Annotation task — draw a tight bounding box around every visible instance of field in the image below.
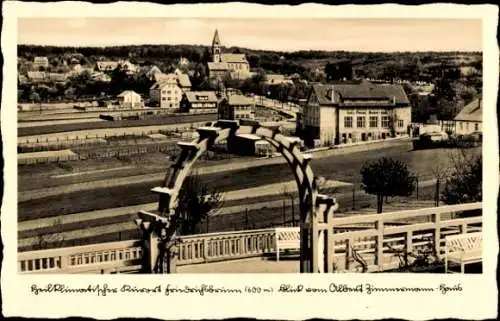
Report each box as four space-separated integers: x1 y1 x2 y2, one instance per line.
18 112 217 136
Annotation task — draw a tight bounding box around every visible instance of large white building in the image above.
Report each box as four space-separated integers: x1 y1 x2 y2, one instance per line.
149 73 192 109
207 30 251 80
302 81 411 146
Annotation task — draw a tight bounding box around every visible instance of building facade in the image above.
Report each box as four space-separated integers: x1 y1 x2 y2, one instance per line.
117 90 143 109
33 56 49 70
208 30 251 80
453 98 482 136
302 82 411 146
218 94 255 120
180 91 218 113
149 73 192 109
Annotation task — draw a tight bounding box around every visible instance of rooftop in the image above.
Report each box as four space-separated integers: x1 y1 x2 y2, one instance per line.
220 53 248 63
454 98 482 122
228 94 254 106
185 91 218 103
311 82 410 107
207 62 230 70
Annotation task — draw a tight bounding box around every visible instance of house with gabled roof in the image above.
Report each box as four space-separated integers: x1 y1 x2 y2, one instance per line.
302 81 411 146
149 72 192 109
117 90 143 109
218 94 255 120
33 56 49 70
453 98 482 135
180 91 218 113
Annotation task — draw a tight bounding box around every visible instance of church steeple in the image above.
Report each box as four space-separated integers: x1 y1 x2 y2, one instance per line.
212 29 221 63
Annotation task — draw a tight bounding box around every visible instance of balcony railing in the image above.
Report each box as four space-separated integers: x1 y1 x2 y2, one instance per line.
17 202 482 274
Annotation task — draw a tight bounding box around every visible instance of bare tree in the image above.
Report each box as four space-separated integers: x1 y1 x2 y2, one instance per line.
36 217 65 250
431 163 451 207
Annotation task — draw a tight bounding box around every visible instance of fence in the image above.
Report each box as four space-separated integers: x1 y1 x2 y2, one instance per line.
17 202 482 274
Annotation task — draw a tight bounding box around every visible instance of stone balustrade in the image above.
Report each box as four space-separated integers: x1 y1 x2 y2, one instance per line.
18 240 143 274
177 228 276 265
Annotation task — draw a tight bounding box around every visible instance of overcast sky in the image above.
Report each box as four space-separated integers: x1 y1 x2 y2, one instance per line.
18 18 482 52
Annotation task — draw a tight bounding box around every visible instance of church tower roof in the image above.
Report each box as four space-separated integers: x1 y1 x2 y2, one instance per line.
212 29 221 46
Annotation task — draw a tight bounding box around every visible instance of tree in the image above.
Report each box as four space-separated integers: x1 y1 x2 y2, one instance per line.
360 157 416 213
175 172 225 235
441 151 482 207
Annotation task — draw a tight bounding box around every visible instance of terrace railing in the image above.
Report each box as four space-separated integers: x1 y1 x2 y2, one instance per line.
328 202 482 272
17 203 482 274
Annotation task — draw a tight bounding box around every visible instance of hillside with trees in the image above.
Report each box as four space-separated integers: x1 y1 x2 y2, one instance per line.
18 44 482 122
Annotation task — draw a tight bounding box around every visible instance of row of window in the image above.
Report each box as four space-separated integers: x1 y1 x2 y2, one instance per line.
344 116 404 129
234 114 252 119
161 97 179 101
459 122 480 131
233 106 252 111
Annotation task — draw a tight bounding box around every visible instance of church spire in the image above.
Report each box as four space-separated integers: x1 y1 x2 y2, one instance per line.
212 29 221 46
212 29 222 63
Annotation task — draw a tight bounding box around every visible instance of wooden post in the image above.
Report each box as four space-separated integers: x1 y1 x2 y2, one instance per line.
432 213 441 256
375 220 384 271
345 238 352 271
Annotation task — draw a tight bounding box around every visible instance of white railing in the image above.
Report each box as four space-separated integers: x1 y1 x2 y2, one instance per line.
18 240 143 274
17 203 482 274
328 202 482 272
177 228 276 265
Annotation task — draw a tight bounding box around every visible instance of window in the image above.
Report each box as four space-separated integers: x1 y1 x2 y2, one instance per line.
460 122 463 130
357 116 365 128
381 116 390 128
397 120 404 128
369 116 378 128
344 116 353 128
161 97 166 101
475 123 479 131
466 122 470 130
167 90 172 94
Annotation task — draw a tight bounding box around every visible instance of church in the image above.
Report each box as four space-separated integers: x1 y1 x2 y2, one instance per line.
207 30 251 80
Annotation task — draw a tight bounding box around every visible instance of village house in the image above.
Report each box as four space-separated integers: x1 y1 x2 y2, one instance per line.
33 56 49 70
27 71 47 82
96 61 119 72
143 65 163 81
117 90 143 109
208 30 251 80
453 98 482 136
265 74 294 85
179 56 190 66
218 94 255 120
302 81 411 147
91 72 112 82
47 73 69 83
180 91 218 113
149 73 192 109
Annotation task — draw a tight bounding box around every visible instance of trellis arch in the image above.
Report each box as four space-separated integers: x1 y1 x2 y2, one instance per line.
137 120 338 273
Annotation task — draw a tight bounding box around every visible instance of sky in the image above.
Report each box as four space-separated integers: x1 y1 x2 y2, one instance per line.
18 18 482 52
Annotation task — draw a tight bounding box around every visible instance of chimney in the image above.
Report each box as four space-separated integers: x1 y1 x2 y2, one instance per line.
331 85 335 103
478 98 482 108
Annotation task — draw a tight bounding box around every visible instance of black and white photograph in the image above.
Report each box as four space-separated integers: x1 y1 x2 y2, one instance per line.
15 16 486 275
1 2 498 320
